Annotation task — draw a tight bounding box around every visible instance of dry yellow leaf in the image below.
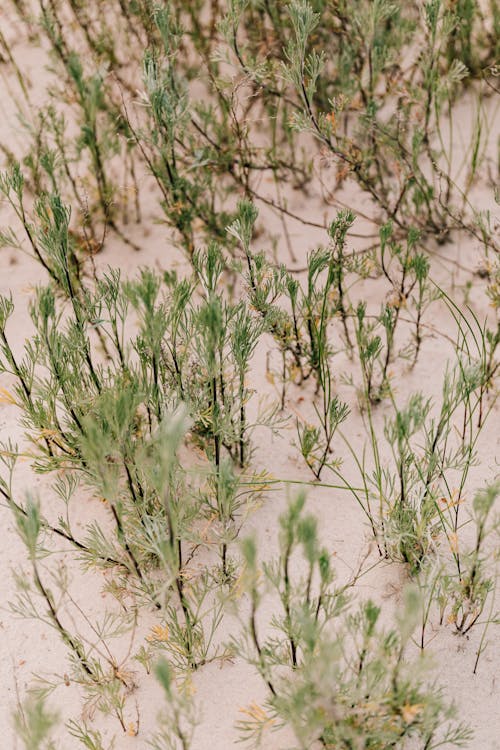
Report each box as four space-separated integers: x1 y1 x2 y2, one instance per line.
239 701 275 726
448 532 459 554
146 624 169 643
127 722 137 737
265 370 275 385
401 703 423 724
0 387 17 405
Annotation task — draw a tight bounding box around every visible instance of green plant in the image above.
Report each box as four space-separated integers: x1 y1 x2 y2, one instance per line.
13 695 58 750
151 658 197 750
0 2 498 747
234 496 471 749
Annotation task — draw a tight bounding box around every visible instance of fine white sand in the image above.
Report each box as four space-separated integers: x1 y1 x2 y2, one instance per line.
0 9 498 749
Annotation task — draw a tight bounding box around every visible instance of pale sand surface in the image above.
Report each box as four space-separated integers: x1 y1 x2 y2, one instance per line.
0 10 499 750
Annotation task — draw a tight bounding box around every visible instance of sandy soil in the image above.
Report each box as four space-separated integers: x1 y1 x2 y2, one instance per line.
0 8 499 750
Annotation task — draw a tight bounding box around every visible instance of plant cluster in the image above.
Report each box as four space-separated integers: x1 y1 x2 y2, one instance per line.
0 1 498 749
